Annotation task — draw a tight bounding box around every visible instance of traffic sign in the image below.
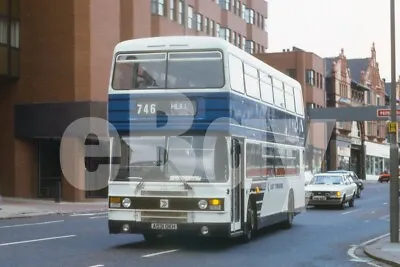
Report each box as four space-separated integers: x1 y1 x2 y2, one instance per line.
377 109 400 117
388 122 398 133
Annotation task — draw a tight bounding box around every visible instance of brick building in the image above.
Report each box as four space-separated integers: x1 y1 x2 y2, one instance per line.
324 44 389 180
255 47 327 173
0 0 268 201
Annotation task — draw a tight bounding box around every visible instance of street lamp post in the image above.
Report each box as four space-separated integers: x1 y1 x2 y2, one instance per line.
389 0 399 243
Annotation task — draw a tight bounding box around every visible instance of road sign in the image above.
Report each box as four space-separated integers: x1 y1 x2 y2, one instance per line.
377 109 400 117
388 122 398 133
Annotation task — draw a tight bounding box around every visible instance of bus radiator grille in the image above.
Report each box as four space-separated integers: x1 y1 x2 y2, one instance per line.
140 211 188 223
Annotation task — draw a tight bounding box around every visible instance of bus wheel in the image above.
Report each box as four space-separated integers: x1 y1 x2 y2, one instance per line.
241 205 255 243
282 191 294 229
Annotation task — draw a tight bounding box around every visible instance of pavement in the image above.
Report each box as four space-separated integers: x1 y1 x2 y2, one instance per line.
0 197 107 219
363 231 400 266
0 182 396 267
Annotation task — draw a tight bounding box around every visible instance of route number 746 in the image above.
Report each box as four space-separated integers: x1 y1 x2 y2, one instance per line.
136 103 156 115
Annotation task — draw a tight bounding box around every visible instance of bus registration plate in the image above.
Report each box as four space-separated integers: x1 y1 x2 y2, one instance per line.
313 196 326 200
151 223 178 230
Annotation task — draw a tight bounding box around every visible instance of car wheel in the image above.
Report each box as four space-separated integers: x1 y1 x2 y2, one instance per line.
356 188 361 198
339 195 346 209
349 194 355 207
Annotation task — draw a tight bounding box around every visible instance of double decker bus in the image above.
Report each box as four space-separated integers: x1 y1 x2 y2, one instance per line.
107 36 306 243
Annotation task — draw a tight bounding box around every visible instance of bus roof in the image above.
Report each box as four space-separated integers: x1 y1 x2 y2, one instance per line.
114 36 301 89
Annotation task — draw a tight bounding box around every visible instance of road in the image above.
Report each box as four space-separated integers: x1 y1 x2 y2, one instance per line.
0 183 395 267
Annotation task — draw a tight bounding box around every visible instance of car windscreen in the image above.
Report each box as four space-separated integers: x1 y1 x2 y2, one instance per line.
310 175 343 185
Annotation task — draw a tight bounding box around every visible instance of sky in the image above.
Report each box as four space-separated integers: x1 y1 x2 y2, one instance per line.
267 0 400 82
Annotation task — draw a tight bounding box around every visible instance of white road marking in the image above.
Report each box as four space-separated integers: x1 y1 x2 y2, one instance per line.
359 233 390 246
0 220 64 229
88 265 104 267
364 220 369 223
383 202 388 205
70 212 106 217
379 215 390 220
142 249 180 258
347 245 381 267
89 215 107 219
341 209 361 215
347 232 392 267
0 235 76 247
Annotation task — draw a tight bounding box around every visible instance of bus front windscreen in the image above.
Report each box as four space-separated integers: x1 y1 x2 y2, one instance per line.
111 51 225 90
110 135 229 183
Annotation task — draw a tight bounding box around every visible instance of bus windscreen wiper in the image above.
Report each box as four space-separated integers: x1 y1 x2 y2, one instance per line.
167 161 192 190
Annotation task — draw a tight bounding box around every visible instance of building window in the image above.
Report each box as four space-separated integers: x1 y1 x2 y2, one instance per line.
216 23 220 37
263 17 268 32
236 0 241 15
210 20 214 36
377 95 381 106
10 21 19 48
241 4 246 19
245 40 254 54
196 13 202 31
219 27 230 41
169 0 175 20
232 31 236 45
204 17 209 34
244 8 254 24
178 0 183 24
0 18 7 44
286 69 296 79
187 6 193 28
237 33 241 47
232 0 237 14
241 36 246 50
306 69 315 86
151 0 165 16
219 0 230 10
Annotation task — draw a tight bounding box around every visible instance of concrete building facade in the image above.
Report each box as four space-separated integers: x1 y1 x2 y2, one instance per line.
0 0 268 201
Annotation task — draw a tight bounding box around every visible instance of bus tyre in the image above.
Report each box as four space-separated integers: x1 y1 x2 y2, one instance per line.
282 191 294 229
241 204 256 243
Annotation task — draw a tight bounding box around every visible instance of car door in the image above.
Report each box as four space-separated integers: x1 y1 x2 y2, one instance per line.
343 176 353 199
346 175 356 196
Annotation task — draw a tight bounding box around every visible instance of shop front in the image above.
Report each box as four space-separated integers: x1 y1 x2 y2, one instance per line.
365 141 389 181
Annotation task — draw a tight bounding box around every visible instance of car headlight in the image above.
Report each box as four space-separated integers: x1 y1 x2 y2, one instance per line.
198 200 208 210
122 198 131 208
305 191 312 196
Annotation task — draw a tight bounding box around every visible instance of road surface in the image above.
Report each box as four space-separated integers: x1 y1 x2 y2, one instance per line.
0 183 393 267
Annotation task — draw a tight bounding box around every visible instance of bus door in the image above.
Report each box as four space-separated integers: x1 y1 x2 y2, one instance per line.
231 137 244 232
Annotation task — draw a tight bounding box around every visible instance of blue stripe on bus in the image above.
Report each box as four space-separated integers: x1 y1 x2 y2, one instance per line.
108 92 306 142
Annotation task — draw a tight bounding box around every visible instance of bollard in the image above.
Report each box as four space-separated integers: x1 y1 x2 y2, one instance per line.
54 181 61 203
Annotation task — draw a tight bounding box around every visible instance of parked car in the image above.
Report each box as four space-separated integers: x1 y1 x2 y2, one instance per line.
327 170 364 198
305 173 358 209
378 172 391 183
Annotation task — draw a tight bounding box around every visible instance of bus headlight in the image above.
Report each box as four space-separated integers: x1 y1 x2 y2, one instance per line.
198 200 208 210
122 198 131 208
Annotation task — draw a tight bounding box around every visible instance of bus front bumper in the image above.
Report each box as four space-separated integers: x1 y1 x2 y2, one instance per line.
108 220 231 237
